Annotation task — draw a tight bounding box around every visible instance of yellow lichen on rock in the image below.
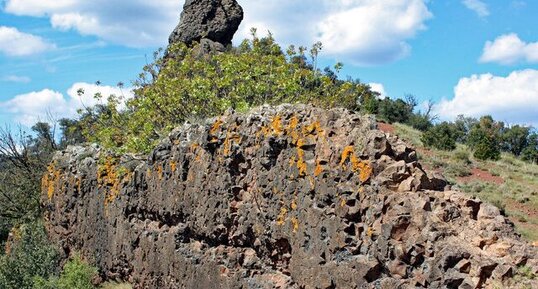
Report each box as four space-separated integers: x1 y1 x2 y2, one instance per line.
291 199 298 210
277 207 288 225
302 120 324 139
170 161 177 173
210 118 224 135
222 130 241 156
42 163 61 201
291 217 299 233
271 115 283 136
314 159 323 177
340 146 373 183
97 157 131 207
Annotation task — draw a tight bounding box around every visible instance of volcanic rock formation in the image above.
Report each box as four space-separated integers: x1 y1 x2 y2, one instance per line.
42 105 537 288
168 0 243 48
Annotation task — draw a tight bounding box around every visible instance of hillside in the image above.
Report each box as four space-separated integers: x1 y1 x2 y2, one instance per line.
381 122 538 242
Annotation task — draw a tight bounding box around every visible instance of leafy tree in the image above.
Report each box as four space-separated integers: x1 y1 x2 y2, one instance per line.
59 118 87 147
421 122 458 151
522 133 538 163
0 125 57 227
467 116 503 160
501 125 530 156
453 115 478 143
376 98 414 124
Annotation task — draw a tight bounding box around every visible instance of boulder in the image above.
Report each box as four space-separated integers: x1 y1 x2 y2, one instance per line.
42 104 538 288
169 0 244 47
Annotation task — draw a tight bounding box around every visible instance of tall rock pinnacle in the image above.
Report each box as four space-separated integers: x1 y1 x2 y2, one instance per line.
168 0 244 47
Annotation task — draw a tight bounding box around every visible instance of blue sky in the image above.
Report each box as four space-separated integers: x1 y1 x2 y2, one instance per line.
1 0 537 128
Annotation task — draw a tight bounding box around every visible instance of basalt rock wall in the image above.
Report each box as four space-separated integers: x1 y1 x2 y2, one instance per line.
42 105 537 288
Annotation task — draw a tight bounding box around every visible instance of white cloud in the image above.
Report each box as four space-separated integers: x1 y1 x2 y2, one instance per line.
4 0 432 64
368 83 387 99
0 26 55 56
0 83 133 126
3 0 181 47
462 0 490 17
238 0 432 65
2 75 31 83
480 33 538 65
436 69 538 125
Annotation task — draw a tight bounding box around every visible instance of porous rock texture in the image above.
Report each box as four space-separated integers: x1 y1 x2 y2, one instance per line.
42 105 538 288
168 0 243 47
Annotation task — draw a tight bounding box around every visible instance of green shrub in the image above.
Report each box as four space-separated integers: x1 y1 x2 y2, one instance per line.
521 133 538 164
467 116 502 161
421 122 457 151
445 163 472 177
0 222 60 289
407 113 433 131
453 149 471 165
79 32 377 153
473 136 501 161
34 254 97 289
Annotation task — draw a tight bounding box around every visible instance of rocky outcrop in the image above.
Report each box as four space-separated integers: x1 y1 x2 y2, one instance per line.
42 105 537 288
168 0 243 47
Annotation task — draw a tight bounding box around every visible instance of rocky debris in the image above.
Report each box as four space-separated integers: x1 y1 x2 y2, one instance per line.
42 104 538 288
168 0 243 48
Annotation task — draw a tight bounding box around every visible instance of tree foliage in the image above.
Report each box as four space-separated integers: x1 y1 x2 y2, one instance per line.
467 116 502 160
34 254 98 289
0 222 60 289
78 31 377 153
421 122 458 151
0 124 58 227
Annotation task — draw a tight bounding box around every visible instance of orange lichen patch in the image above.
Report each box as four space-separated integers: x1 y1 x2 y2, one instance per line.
42 163 61 201
291 199 298 210
314 159 323 177
296 139 307 177
340 146 355 168
157 165 164 180
285 115 300 142
367 227 374 237
291 217 299 233
340 146 373 183
340 197 347 208
97 157 123 206
287 115 299 132
210 118 224 135
259 115 284 138
302 121 324 137
277 207 288 226
190 143 199 151
170 161 177 173
222 130 241 156
271 115 283 136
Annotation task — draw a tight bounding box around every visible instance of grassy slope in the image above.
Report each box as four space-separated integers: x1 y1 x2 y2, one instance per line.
392 123 538 242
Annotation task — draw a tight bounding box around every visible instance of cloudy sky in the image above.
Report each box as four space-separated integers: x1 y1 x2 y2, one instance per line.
1 0 537 127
